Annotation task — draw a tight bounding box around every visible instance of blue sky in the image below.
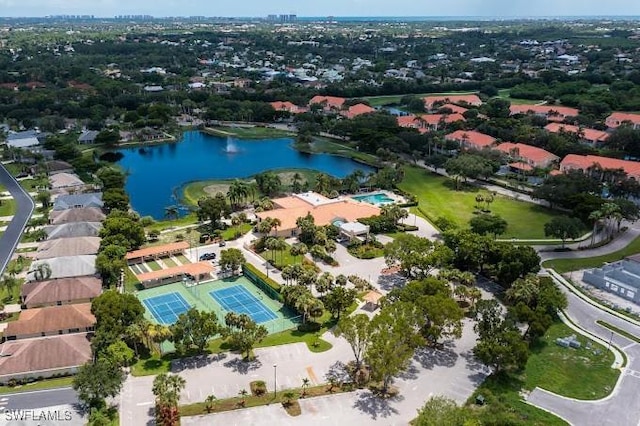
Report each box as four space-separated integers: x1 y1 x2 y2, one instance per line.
1 0 639 17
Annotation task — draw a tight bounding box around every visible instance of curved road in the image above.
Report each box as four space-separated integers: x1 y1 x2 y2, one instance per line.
0 163 35 276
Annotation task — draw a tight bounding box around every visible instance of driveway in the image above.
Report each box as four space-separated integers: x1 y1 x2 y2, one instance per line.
0 163 35 275
1 387 85 426
526 273 640 426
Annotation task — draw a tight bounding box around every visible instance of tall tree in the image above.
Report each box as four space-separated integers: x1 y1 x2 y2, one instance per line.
384 234 453 279
544 216 584 248
197 193 231 231
73 360 126 410
469 214 508 238
170 308 220 354
336 314 371 372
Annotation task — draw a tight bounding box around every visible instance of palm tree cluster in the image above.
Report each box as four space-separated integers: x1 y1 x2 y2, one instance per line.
281 285 324 324
589 202 623 245
152 373 186 426
226 179 253 210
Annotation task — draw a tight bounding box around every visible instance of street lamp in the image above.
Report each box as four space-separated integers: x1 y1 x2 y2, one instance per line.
607 330 614 352
273 364 278 399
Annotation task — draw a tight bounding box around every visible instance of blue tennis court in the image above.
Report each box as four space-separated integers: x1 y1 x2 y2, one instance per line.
142 292 191 325
210 285 278 323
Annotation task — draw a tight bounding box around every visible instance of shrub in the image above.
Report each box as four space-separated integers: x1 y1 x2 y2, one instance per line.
298 322 321 332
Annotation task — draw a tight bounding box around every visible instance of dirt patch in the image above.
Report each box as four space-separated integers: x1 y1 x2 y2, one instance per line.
203 183 231 196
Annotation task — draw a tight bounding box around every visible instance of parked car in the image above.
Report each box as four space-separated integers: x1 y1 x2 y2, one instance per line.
219 240 226 247
199 252 216 261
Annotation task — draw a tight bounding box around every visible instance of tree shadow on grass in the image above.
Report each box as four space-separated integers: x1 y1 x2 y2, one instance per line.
223 357 262 374
413 343 459 370
352 390 403 420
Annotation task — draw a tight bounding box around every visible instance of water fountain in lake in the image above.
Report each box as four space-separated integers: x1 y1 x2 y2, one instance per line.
224 136 239 154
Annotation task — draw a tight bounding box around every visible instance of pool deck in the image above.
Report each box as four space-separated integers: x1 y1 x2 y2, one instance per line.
350 190 406 205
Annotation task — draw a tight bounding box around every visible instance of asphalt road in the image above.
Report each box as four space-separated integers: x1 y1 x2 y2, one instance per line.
0 387 86 426
0 387 79 410
527 276 640 426
0 163 35 276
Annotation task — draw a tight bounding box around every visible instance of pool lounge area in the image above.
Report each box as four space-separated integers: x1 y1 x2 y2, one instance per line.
351 191 403 206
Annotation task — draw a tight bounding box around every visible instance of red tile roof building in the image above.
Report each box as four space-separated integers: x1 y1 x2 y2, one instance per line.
560 154 640 180
445 130 497 150
270 101 308 114
605 112 640 130
308 95 346 111
544 123 609 146
3 304 95 341
437 103 469 115
397 114 465 133
340 103 376 119
494 142 559 168
510 105 579 122
423 94 482 110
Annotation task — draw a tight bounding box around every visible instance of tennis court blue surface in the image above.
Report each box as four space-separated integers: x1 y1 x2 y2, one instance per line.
210 285 278 323
143 292 191 325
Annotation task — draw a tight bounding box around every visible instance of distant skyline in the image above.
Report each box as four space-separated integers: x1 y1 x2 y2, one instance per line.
1 0 640 18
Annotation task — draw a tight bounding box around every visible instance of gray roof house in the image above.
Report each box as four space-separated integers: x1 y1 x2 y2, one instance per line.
7 130 41 141
78 130 99 144
44 222 103 240
26 256 98 281
53 192 103 211
36 236 101 259
49 207 106 225
7 136 41 150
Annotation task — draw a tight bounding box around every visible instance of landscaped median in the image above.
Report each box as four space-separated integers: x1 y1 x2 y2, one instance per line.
180 382 351 418
542 236 640 273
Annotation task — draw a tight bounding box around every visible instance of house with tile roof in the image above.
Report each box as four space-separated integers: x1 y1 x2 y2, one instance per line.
256 192 380 238
560 154 640 180
53 192 103 211
49 207 106 225
308 95 346 112
397 113 466 133
445 130 497 150
423 94 482 110
438 103 469 115
544 123 609 147
20 276 102 309
494 142 559 169
270 101 308 115
340 103 376 119
26 256 98 281
2 303 95 341
605 112 640 130
44 222 103 240
36 237 101 259
509 105 579 122
0 334 92 383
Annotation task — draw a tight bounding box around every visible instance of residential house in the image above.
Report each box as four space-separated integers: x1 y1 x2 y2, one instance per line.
423 94 482 110
494 142 559 171
605 112 640 130
0 334 92 383
397 114 465 133
49 173 85 192
255 192 380 238
308 95 346 112
560 154 640 180
20 276 102 309
2 304 95 341
49 207 106 225
26 256 98 281
41 160 74 176
509 105 579 122
340 103 376 119
52 193 103 211
44 222 103 240
77 130 99 144
437 103 469 115
582 254 640 304
270 101 307 115
36 237 101 260
445 130 497 150
544 123 609 147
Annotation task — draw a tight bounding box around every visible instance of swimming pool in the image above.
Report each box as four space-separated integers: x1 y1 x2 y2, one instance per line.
351 192 395 206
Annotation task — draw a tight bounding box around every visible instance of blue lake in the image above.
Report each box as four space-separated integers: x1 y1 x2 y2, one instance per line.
116 131 375 219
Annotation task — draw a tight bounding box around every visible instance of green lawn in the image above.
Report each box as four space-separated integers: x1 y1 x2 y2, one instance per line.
203 126 294 139
467 321 619 424
124 268 142 293
0 198 17 217
163 257 177 268
542 236 640 273
146 213 199 232
221 223 252 241
496 89 543 105
0 376 74 395
19 177 48 192
176 254 191 264
398 167 561 239
146 260 161 271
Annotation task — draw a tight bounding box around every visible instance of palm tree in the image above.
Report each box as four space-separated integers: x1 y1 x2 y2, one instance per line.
316 272 334 295
291 172 303 193
290 243 308 264
231 215 241 238
301 378 311 397
205 394 216 413
588 209 603 247
314 173 332 194
475 194 484 210
257 218 274 235
468 287 482 309
125 322 144 357
270 218 282 236
454 285 469 304
152 373 186 409
0 275 19 299
238 389 248 407
265 237 279 264
32 262 52 281
335 274 348 287
164 205 179 221
283 390 296 406
484 193 495 212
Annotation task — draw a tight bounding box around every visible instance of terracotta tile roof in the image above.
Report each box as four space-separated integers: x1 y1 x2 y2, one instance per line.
126 241 189 260
0 334 92 377
438 103 469 114
4 304 95 338
269 101 307 114
544 123 609 143
308 95 346 108
341 103 376 119
494 142 559 166
606 112 640 128
560 154 640 180
508 162 534 172
256 197 380 234
445 130 497 148
49 208 106 225
136 262 215 283
21 276 102 308
509 105 579 120
36 237 101 259
424 94 482 108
